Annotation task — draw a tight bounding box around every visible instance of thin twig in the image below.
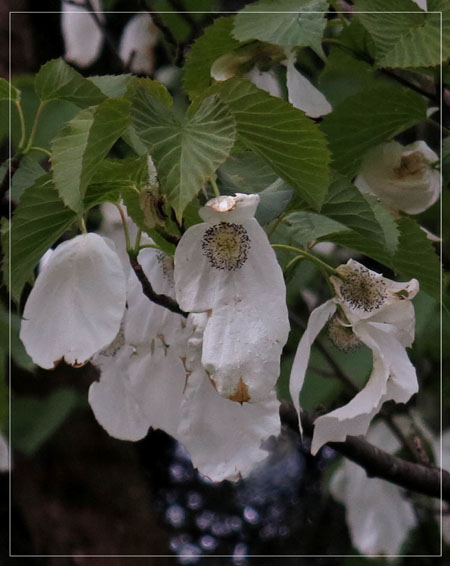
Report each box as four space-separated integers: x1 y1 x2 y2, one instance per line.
280 403 450 503
129 255 188 318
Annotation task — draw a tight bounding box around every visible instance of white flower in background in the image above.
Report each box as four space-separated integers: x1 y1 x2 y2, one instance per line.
174 193 290 403
412 0 427 10
61 0 104 68
330 421 417 557
243 67 283 98
89 248 281 481
0 432 10 472
285 50 332 118
20 233 127 369
289 259 419 453
119 14 159 75
355 141 440 215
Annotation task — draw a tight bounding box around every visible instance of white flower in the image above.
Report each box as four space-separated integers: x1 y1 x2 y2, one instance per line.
330 421 417 557
355 141 440 215
20 233 127 369
88 248 281 481
118 14 159 75
243 67 283 98
289 259 419 454
285 50 332 118
61 0 104 68
174 193 290 403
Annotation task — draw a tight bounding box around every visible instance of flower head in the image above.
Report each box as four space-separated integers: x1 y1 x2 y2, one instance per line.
174 193 290 403
355 141 440 215
289 259 419 454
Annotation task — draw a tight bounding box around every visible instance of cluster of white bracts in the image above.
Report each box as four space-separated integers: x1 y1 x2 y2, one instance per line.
61 0 158 74
20 194 289 482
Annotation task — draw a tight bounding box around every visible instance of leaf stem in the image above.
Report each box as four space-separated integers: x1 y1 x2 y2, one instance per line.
114 203 131 252
271 244 338 275
210 177 220 198
15 101 26 150
329 0 348 27
133 228 143 254
24 102 47 154
80 217 88 234
29 146 51 158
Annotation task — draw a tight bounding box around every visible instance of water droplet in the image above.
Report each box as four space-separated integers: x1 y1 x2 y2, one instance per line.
200 534 217 551
195 510 215 531
178 543 202 564
186 491 203 510
243 506 260 525
165 504 185 527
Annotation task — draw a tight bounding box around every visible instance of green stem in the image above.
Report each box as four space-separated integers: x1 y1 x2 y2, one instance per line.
29 146 51 158
24 101 47 154
284 255 304 273
114 203 131 252
15 101 26 150
271 244 338 275
268 212 287 238
80 217 88 234
133 228 143 254
210 177 220 198
329 0 348 27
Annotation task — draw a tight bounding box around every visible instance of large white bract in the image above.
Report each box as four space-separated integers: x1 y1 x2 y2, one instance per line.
20 233 127 370
355 140 440 215
174 193 290 403
289 259 419 454
61 0 104 68
88 247 281 482
118 14 159 75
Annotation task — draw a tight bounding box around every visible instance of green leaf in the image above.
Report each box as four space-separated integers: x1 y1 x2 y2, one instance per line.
184 16 241 99
34 58 106 107
126 76 173 108
255 180 293 225
132 90 236 221
12 389 84 455
3 174 77 303
355 0 450 68
51 97 131 213
233 0 328 54
318 47 391 106
321 174 399 254
323 217 440 300
218 151 279 193
202 78 330 209
0 306 34 372
0 78 20 102
89 74 132 98
282 210 346 246
10 156 45 201
320 85 427 177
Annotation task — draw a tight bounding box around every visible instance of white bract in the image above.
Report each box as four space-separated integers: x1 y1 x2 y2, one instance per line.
330 421 417 557
118 14 159 75
61 0 104 68
285 50 332 118
289 259 419 453
20 233 127 369
355 141 440 215
88 248 281 482
174 193 290 403
0 432 10 472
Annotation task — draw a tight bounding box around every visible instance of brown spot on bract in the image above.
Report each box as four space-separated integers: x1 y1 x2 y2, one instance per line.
228 378 251 404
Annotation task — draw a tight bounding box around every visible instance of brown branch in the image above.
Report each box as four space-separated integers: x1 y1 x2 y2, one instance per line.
280 403 450 503
129 255 188 318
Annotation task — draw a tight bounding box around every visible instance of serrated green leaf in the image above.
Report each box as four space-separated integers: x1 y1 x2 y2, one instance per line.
51 97 131 213
12 389 84 455
322 217 440 300
34 58 105 107
218 151 279 193
184 16 241 99
132 90 236 221
0 78 20 102
321 175 399 253
282 210 346 246
199 78 330 209
442 136 450 187
355 0 450 68
126 76 173 108
255 180 294 225
89 74 132 98
3 174 77 303
320 85 427 176
10 156 45 201
336 18 376 61
233 0 327 54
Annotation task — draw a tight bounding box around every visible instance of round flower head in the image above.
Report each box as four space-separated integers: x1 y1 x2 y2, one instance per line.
355 141 440 215
289 259 419 453
20 233 127 369
174 193 290 403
